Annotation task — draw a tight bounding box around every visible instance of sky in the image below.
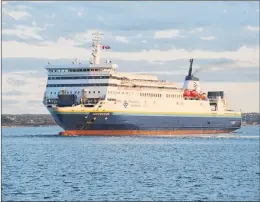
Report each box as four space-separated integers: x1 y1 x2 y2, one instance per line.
1 1 260 114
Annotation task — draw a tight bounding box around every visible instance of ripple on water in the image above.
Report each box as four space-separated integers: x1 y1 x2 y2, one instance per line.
2 126 260 201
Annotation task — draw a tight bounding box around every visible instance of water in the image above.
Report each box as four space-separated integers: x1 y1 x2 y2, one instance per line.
2 126 260 201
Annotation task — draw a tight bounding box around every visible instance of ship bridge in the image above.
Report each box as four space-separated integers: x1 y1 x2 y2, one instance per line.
45 63 118 73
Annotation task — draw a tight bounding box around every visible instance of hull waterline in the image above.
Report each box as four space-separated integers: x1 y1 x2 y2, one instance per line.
59 129 237 136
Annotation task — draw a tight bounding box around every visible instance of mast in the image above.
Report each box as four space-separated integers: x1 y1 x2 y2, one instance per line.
90 32 103 65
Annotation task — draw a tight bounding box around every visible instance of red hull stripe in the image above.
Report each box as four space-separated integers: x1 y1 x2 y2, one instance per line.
59 129 234 136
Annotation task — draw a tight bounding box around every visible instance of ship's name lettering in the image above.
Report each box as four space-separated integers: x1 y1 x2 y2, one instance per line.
131 104 141 107
92 113 110 116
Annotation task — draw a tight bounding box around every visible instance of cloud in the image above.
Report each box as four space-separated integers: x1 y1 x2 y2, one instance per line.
6 77 26 86
154 29 183 39
200 36 216 41
2 71 47 114
115 36 129 44
2 100 18 107
141 40 147 43
2 39 259 68
245 25 259 32
69 7 85 17
4 10 30 20
3 23 45 40
77 11 84 17
3 90 24 96
97 15 104 21
189 27 205 33
30 1 54 3
72 30 97 45
8 70 40 74
132 70 188 76
135 34 142 38
45 12 56 19
2 5 31 20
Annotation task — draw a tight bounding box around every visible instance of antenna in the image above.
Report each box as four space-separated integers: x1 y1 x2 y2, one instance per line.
188 59 193 76
90 32 104 65
92 32 103 42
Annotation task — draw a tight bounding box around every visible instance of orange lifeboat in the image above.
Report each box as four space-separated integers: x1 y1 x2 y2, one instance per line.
183 89 191 97
190 90 198 98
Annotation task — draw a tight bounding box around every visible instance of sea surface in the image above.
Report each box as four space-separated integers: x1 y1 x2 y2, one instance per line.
2 126 260 201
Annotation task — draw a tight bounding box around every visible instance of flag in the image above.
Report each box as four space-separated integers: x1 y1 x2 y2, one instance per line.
102 45 111 49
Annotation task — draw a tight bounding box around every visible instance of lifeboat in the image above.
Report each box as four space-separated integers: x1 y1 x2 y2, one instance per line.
190 90 198 98
183 89 191 97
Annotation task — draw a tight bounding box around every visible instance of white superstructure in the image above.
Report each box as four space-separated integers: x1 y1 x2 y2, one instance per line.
43 32 239 116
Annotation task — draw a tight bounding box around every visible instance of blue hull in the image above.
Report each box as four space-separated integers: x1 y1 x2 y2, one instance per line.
50 111 242 134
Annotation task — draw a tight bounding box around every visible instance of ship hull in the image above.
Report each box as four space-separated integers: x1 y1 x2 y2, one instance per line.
49 109 242 136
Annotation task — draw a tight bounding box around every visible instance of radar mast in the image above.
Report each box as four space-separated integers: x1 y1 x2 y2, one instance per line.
90 32 103 65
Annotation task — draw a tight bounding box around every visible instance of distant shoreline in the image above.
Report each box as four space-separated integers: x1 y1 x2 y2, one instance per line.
2 113 259 128
2 125 58 128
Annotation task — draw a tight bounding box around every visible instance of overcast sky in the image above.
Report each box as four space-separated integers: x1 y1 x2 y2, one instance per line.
2 1 259 114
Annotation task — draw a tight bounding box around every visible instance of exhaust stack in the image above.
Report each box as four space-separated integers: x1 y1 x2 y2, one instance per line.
183 59 201 92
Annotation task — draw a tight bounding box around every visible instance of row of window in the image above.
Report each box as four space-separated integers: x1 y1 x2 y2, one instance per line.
140 93 162 97
166 94 182 98
47 76 172 84
47 76 148 81
46 83 177 90
108 91 176 98
48 76 110 80
107 98 117 101
50 91 101 95
48 90 182 98
108 91 134 95
47 83 112 87
48 68 111 73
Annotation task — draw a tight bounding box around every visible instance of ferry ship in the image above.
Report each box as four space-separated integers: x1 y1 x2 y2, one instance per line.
43 32 242 136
